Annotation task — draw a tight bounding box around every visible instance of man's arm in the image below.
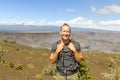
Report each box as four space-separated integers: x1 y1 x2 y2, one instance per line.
49 43 64 63
68 42 82 62
49 51 59 64
73 51 82 62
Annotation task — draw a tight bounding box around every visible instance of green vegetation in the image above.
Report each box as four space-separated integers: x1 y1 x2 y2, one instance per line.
78 58 98 80
2 39 16 44
0 40 120 80
107 57 120 80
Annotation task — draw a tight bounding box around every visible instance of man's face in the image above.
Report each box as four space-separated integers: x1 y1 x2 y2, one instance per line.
60 25 71 40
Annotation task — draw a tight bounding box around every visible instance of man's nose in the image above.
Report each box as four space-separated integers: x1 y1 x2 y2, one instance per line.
64 32 68 35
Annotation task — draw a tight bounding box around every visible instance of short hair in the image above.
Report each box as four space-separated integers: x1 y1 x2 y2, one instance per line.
60 23 71 32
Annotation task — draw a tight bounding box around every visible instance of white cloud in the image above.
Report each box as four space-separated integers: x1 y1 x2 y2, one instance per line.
97 21 120 31
0 17 120 31
38 19 46 25
46 17 85 26
68 17 96 28
50 17 120 31
68 17 84 24
0 21 24 25
66 8 76 12
24 21 35 25
105 5 120 13
55 20 67 25
91 6 109 14
91 5 120 14
98 20 120 27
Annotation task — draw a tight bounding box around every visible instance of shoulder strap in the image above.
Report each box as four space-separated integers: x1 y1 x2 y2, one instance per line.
56 39 76 54
70 39 75 44
56 40 63 56
57 40 61 45
57 39 75 45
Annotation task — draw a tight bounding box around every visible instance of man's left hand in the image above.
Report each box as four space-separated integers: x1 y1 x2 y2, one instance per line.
68 42 77 52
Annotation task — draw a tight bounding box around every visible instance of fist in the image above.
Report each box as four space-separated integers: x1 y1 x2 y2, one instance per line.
56 43 64 53
68 42 76 52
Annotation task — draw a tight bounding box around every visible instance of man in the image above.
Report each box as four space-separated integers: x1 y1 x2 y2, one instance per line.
49 23 82 80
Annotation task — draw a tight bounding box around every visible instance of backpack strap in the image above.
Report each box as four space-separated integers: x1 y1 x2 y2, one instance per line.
57 40 63 55
57 39 75 55
70 39 75 44
57 39 75 46
68 39 76 56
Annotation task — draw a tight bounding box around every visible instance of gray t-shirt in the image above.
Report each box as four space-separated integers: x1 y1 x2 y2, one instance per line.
51 40 81 76
51 41 81 53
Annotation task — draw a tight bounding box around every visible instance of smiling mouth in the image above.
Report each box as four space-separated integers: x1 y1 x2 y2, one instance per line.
64 35 69 38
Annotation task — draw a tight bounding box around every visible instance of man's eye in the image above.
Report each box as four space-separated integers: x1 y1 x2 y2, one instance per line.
62 30 69 33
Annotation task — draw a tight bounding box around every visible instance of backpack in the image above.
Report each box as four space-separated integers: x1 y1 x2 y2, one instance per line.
56 39 80 76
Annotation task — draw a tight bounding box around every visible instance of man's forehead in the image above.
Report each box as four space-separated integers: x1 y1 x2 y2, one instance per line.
61 25 70 29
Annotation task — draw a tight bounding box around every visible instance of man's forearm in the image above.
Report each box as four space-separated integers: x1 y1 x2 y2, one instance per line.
74 51 82 62
49 51 59 63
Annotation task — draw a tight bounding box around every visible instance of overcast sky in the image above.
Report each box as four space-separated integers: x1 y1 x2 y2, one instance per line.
0 0 120 31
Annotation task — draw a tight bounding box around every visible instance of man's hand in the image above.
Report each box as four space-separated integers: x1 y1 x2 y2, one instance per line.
68 42 77 52
56 43 64 53
49 43 64 63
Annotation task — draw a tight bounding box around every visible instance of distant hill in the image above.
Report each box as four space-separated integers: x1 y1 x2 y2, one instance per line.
0 25 120 34
0 32 120 53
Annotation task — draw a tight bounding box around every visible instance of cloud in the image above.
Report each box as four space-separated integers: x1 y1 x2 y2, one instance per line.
91 6 109 14
97 20 120 31
49 17 120 31
69 17 84 24
53 17 96 28
0 17 120 31
55 20 67 25
105 5 120 13
91 5 120 14
24 21 35 25
66 8 76 12
98 20 120 27
0 21 24 25
38 19 46 25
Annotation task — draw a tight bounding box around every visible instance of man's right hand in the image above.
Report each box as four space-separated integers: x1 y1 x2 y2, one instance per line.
49 43 64 63
56 43 64 53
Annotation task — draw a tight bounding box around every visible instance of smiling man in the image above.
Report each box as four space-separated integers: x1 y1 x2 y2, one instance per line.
49 23 82 80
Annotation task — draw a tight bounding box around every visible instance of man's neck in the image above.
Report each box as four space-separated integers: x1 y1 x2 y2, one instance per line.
61 39 71 45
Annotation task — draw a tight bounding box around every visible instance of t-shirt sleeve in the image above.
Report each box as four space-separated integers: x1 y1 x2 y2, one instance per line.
74 42 81 52
51 42 57 53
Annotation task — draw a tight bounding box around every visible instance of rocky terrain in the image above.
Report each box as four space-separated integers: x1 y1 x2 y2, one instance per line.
0 32 120 80
0 39 120 80
0 32 120 53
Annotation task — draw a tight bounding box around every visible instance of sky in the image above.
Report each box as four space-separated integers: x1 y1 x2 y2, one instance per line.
0 0 120 31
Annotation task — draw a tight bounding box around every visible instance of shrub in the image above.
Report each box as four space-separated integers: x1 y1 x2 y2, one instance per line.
2 39 8 43
14 63 23 70
36 73 43 79
108 58 120 80
0 57 5 64
78 58 98 80
42 65 56 76
8 62 14 68
2 39 16 44
9 41 16 44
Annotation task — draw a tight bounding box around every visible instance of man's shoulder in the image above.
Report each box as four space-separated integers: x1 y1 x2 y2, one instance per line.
71 40 81 51
52 41 58 46
51 41 58 49
71 40 79 45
